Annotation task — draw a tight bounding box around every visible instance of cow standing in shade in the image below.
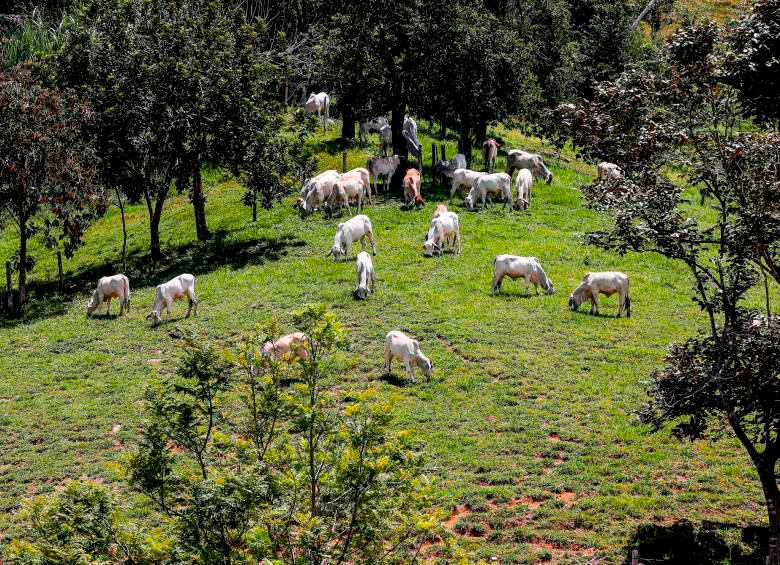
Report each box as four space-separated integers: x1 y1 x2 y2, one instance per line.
305 92 330 130
482 139 501 173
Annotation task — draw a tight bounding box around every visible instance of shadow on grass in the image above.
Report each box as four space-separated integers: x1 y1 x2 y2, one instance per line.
623 520 766 565
0 229 304 328
379 372 413 388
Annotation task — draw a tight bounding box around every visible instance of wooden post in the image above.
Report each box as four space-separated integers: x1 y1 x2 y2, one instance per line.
631 549 639 565
432 144 438 185
5 261 12 311
283 81 289 105
441 144 446 164
341 151 348 173
57 251 64 291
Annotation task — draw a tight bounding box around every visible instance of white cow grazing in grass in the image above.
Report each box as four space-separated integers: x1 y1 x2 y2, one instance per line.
327 178 364 217
569 271 631 318
358 117 388 143
514 168 533 211
304 92 330 129
87 274 130 316
506 150 553 184
450 168 486 200
262 332 308 361
492 255 555 295
353 251 376 300
597 161 622 181
424 211 461 256
297 170 339 210
465 172 513 210
302 170 341 215
327 214 377 261
148 274 198 326
367 155 401 195
384 330 433 383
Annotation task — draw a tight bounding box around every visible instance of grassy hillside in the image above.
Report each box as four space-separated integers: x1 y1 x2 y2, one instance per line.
0 123 770 563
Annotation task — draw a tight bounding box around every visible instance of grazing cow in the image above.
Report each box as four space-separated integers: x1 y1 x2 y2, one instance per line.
367 155 401 195
402 116 423 166
569 271 631 318
342 167 372 204
597 161 623 181
492 255 555 295
403 115 418 140
424 211 461 256
482 139 501 173
506 150 553 184
304 92 330 129
514 168 533 211
353 251 376 300
403 168 424 208
384 330 433 383
432 203 449 219
87 274 130 317
465 172 513 210
358 117 389 143
297 170 340 211
379 124 393 156
433 153 467 180
327 178 364 217
262 332 308 361
327 214 377 261
450 168 486 200
302 170 341 215
147 274 198 326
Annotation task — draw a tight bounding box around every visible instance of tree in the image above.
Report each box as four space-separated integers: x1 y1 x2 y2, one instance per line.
0 65 101 307
566 20 780 563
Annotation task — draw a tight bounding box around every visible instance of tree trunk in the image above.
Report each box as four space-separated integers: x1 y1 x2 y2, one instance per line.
475 120 488 148
341 104 355 140
18 222 28 306
116 188 127 273
192 166 209 242
459 120 473 168
390 105 408 193
149 197 165 262
252 194 258 223
440 111 447 139
759 464 780 564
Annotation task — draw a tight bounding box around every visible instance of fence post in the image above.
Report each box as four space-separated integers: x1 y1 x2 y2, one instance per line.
6 261 12 311
341 151 348 173
57 251 64 292
631 549 639 565
441 144 446 164
432 144 438 185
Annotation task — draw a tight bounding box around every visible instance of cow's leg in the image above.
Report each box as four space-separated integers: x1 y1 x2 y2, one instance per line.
523 274 531 295
187 288 198 317
590 294 599 316
370 270 376 292
165 298 172 320
492 273 503 294
403 355 415 383
105 297 112 316
617 289 626 318
384 346 392 374
367 230 377 256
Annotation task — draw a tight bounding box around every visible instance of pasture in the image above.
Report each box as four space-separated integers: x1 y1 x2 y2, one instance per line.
0 123 766 562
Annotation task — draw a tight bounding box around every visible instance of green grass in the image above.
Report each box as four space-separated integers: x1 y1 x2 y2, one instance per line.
0 122 769 562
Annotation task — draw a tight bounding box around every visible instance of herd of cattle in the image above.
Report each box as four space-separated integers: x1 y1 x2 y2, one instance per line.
84 109 630 382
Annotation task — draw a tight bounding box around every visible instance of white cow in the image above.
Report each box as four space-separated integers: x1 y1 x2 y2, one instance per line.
327 214 377 261
327 178 364 217
450 168 486 200
87 274 130 316
514 168 533 211
379 124 393 156
482 139 501 173
298 170 340 211
262 332 308 361
358 117 389 143
402 116 422 165
353 251 376 300
492 255 555 295
342 167 371 203
305 92 330 130
424 211 461 256
569 271 631 318
147 274 198 326
597 162 623 181
302 170 341 215
506 150 553 184
433 153 467 180
384 330 433 383
367 155 401 195
465 172 513 210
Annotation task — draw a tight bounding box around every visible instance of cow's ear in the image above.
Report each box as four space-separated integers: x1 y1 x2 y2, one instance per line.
326 249 333 257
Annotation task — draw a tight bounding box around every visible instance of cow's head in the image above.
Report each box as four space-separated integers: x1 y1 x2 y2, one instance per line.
423 239 440 257
352 285 370 300
420 357 433 381
544 278 556 295
464 194 476 210
86 291 99 316
544 171 553 185
146 310 163 326
327 245 346 262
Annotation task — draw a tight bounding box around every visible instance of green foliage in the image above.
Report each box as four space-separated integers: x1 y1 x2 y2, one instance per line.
0 9 66 69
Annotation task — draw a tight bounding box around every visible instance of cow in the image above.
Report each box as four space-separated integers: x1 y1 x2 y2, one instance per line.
433 153 467 180
569 271 631 318
297 170 340 212
514 168 533 211
87 274 130 317
465 172 513 210
403 168 424 209
432 203 449 219
327 214 377 261
327 178 364 217
450 168 486 200
597 161 622 181
402 116 423 166
367 155 401 195
358 117 389 144
482 139 501 173
341 166 372 204
302 170 341 215
353 251 376 300
506 150 553 184
424 211 461 256
147 274 198 326
262 332 308 361
492 255 555 295
304 92 330 130
384 330 433 383
379 124 393 156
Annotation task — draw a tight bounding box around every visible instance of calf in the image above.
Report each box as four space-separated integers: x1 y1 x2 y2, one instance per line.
147 274 198 326
465 172 512 210
450 168 486 200
327 214 377 261
353 251 376 300
514 168 533 211
424 211 461 256
433 153 467 180
358 117 388 143
506 150 553 184
342 167 371 203
402 116 423 165
327 178 364 217
300 170 341 214
262 332 308 361
384 330 433 383
432 203 449 219
403 168 424 208
379 124 393 156
367 155 401 195
597 161 622 181
492 255 555 295
482 139 501 173
297 169 339 208
569 271 631 317
87 274 130 317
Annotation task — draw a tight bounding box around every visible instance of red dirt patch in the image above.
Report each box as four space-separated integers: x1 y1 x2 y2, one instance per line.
444 504 470 529
549 432 561 442
555 490 577 505
508 496 542 510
